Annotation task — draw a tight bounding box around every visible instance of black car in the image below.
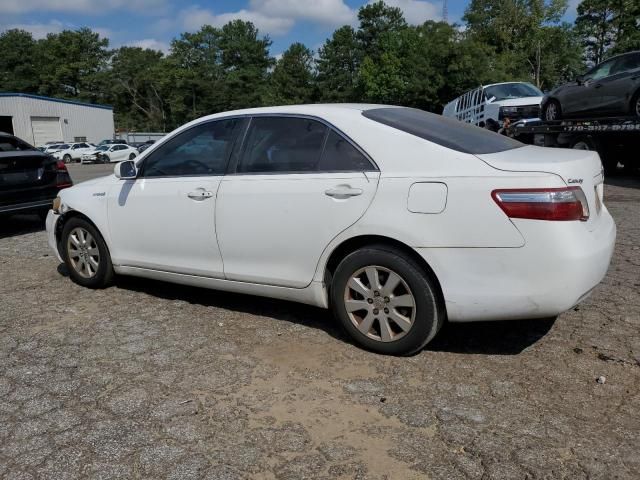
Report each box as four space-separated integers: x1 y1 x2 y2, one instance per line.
0 133 73 219
137 139 156 153
542 51 640 121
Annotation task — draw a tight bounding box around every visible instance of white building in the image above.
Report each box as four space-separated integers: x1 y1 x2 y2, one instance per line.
0 93 114 146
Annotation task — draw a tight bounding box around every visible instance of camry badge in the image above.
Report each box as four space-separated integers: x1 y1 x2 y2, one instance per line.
567 178 583 184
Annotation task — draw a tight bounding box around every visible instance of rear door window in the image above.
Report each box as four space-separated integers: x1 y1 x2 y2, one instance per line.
317 130 375 171
237 117 327 173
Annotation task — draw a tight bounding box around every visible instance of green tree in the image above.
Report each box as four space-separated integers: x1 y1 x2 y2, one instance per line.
270 43 315 105
218 20 273 110
0 30 40 93
316 26 362 102
166 25 224 125
108 47 166 132
357 1 407 57
575 0 618 64
38 28 109 101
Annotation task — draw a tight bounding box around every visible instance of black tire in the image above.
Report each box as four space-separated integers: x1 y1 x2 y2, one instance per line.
330 245 443 356
631 89 640 118
63 154 72 164
543 99 562 121
102 155 110 163
570 135 597 151
61 217 114 288
128 153 136 160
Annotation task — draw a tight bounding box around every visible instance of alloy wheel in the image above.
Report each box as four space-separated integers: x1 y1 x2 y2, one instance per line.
545 102 557 121
344 266 416 342
635 97 640 117
67 227 100 278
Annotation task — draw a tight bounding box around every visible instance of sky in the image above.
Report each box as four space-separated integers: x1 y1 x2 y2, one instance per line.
0 0 582 56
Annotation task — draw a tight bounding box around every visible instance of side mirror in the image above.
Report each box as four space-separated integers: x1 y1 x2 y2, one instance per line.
114 161 137 180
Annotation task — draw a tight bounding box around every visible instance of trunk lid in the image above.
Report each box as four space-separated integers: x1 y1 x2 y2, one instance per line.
477 145 605 230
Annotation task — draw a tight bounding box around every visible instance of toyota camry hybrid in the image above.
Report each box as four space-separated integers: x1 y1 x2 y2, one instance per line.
45 104 616 355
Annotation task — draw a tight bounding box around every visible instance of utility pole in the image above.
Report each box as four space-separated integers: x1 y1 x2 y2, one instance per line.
442 0 448 23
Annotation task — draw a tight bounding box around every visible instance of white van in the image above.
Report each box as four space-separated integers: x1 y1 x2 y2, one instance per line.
442 82 543 127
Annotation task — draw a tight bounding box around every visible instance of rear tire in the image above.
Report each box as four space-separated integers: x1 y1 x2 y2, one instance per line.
63 154 71 164
543 99 562 121
61 217 114 288
631 89 640 118
129 153 136 160
330 245 443 356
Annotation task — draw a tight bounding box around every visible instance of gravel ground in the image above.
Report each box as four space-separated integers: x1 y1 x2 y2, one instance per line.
1 167 639 479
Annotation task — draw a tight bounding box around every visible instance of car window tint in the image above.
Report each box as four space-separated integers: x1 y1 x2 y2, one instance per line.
612 53 640 74
318 130 374 171
587 59 615 80
142 119 238 177
238 117 327 173
363 107 523 155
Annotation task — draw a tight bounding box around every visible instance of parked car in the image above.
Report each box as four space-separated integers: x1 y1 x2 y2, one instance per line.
0 132 72 220
43 143 66 154
97 139 128 147
443 82 543 126
52 142 95 163
81 144 138 164
542 51 640 121
137 140 156 153
45 105 615 355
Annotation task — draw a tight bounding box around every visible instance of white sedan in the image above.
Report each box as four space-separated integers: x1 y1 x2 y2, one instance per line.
52 142 95 163
81 144 138 164
45 105 615 355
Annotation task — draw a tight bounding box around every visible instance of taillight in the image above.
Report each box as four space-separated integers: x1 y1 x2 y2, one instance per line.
55 160 73 188
492 187 589 221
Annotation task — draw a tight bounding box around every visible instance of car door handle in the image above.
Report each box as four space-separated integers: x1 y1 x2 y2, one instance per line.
325 186 363 199
187 189 213 200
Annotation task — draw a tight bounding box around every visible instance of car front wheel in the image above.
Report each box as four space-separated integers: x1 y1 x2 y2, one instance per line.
63 154 72 164
330 246 443 355
61 217 114 288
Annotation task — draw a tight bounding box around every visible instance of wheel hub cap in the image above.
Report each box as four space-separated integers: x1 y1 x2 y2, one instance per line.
66 227 100 279
344 266 416 343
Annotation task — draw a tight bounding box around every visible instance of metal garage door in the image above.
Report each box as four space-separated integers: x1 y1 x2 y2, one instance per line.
31 117 62 146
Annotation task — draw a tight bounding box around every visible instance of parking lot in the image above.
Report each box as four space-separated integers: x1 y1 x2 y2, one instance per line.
1 164 639 479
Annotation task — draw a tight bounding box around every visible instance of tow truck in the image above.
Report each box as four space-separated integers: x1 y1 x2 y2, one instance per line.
507 116 640 174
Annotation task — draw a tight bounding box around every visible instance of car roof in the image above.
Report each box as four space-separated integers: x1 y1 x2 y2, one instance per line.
598 50 640 63
483 82 535 88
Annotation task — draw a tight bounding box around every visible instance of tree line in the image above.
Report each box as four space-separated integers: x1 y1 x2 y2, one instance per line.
1 0 639 133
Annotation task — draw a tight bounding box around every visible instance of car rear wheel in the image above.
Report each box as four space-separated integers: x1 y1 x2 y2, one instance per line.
129 153 136 160
61 217 114 288
632 90 640 118
331 246 443 356
63 154 72 164
543 99 562 121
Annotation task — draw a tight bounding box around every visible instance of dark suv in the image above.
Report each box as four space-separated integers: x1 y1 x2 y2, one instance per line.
0 133 72 219
542 51 640 121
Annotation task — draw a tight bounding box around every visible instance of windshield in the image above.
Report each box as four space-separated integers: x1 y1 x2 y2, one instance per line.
483 83 542 101
96 146 109 151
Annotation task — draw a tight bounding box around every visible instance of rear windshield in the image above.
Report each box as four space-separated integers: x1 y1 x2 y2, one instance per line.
0 136 35 152
362 107 523 155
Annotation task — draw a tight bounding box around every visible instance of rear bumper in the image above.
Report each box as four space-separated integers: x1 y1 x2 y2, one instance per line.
46 210 63 262
0 199 53 214
417 211 616 322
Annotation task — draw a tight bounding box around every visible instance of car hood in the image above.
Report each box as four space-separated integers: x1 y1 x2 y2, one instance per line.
489 96 543 107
